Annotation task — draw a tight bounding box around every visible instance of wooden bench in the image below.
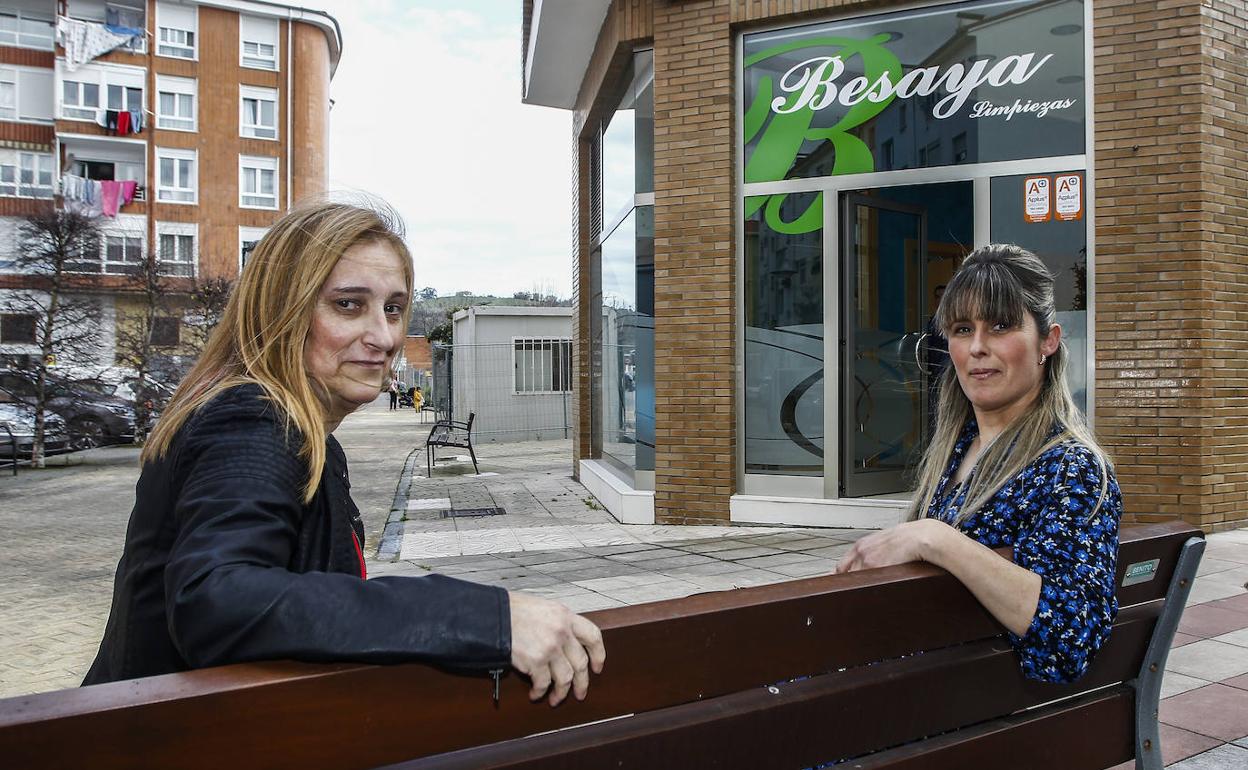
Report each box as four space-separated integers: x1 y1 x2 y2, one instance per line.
0 521 1202 769
425 412 477 475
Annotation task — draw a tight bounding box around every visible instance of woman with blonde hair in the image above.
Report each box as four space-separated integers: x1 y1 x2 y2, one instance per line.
836 244 1121 684
84 201 604 706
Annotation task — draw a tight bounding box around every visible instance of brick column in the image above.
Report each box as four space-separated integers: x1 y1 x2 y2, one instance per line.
652 0 736 523
1093 0 1248 531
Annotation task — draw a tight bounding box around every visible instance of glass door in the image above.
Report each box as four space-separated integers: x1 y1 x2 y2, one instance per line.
841 194 928 497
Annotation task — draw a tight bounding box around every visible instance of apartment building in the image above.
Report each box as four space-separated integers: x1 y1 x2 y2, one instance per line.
524 0 1248 533
0 0 339 374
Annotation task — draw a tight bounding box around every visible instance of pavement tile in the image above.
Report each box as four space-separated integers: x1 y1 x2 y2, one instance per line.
628 553 719 570
1186 579 1247 608
581 543 658 557
1105 723 1222 770
730 552 824 570
1211 628 1248 649
662 561 757 578
1206 593 1248 615
596 581 702 605
797 543 855 559
604 547 683 563
1223 674 1248 692
1165 744 1248 770
561 594 627 613
1179 604 1248 639
766 560 837 579
1161 671 1213 700
708 545 787 561
1166 639 1248 682
1172 631 1202 648
1198 558 1246 578
535 557 617 575
1161 684 1248 741
1203 542 1248 566
675 538 764 554
1235 736 1248 749
553 562 648 582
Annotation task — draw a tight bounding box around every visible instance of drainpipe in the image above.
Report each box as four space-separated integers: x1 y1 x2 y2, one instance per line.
285 9 292 209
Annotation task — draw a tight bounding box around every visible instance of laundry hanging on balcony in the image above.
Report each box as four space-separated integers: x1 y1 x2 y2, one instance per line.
56 16 144 72
60 175 138 218
97 109 144 136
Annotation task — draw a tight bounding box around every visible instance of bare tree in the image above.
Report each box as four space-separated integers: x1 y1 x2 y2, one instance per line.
112 251 183 443
0 210 105 466
185 275 234 353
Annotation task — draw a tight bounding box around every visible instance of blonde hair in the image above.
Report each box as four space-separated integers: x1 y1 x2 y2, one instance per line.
908 244 1110 525
143 200 414 502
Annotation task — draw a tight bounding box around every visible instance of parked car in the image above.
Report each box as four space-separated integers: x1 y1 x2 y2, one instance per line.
0 370 137 450
0 403 70 459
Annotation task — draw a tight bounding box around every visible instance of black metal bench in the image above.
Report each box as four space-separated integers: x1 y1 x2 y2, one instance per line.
425 412 477 475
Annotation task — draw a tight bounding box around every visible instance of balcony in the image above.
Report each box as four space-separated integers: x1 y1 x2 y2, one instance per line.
60 133 145 216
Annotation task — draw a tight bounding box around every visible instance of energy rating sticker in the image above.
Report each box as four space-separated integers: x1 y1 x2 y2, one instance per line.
1024 176 1050 223
1055 174 1083 221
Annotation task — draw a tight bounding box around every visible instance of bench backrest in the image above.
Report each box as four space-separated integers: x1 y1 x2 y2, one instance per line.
0 521 1199 769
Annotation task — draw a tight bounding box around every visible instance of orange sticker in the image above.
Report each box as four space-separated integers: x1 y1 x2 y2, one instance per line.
1054 174 1082 221
1024 176 1050 223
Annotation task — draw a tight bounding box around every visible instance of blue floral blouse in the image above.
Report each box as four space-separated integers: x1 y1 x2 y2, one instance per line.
925 420 1123 684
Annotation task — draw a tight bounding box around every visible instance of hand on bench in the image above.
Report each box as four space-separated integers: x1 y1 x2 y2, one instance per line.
508 592 606 707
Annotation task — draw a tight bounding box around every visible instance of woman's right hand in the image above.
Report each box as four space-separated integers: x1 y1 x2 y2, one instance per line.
507 591 606 706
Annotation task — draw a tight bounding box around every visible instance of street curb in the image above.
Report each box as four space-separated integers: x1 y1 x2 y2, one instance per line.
376 446 422 562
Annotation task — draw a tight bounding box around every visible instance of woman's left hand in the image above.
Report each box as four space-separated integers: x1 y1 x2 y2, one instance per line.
833 519 953 574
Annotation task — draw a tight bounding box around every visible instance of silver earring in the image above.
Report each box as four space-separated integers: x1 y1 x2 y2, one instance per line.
1039 354 1046 365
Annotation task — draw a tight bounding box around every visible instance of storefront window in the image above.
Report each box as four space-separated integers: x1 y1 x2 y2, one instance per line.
991 172 1088 412
595 49 655 479
602 50 653 226
743 0 1086 192
600 207 654 473
745 191 823 475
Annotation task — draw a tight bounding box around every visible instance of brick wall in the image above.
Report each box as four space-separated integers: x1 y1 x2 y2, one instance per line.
1093 0 1248 531
650 0 735 523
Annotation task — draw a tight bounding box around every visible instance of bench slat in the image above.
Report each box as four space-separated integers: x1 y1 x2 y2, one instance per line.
852 686 1136 770
382 602 1159 770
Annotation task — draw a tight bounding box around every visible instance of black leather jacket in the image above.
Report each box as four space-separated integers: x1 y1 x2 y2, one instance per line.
83 384 510 685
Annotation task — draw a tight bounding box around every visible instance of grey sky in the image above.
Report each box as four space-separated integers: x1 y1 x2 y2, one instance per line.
312 0 573 298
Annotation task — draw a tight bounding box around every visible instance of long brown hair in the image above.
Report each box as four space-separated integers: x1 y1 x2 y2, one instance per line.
908 244 1110 525
144 200 414 502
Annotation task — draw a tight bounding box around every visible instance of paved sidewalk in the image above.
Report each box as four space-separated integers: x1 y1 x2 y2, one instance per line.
370 439 865 613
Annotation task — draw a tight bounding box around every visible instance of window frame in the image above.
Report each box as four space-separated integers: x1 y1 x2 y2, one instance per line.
512 337 574 395
239 85 278 140
104 3 147 54
0 150 54 199
155 147 197 205
61 79 101 121
239 16 280 71
155 75 196 132
0 9 54 51
155 221 197 277
238 155 279 210
155 1 197 60
104 233 144 273
238 226 268 271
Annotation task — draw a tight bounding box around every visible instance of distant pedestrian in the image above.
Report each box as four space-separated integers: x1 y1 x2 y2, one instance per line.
388 376 399 410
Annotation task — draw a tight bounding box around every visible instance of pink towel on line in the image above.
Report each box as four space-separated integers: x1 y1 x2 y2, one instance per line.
100 180 121 217
119 180 138 205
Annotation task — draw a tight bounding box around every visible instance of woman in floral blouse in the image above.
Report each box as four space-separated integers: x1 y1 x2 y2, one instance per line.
835 243 1121 684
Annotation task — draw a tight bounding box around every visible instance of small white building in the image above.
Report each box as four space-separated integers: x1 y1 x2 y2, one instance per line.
449 306 573 443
